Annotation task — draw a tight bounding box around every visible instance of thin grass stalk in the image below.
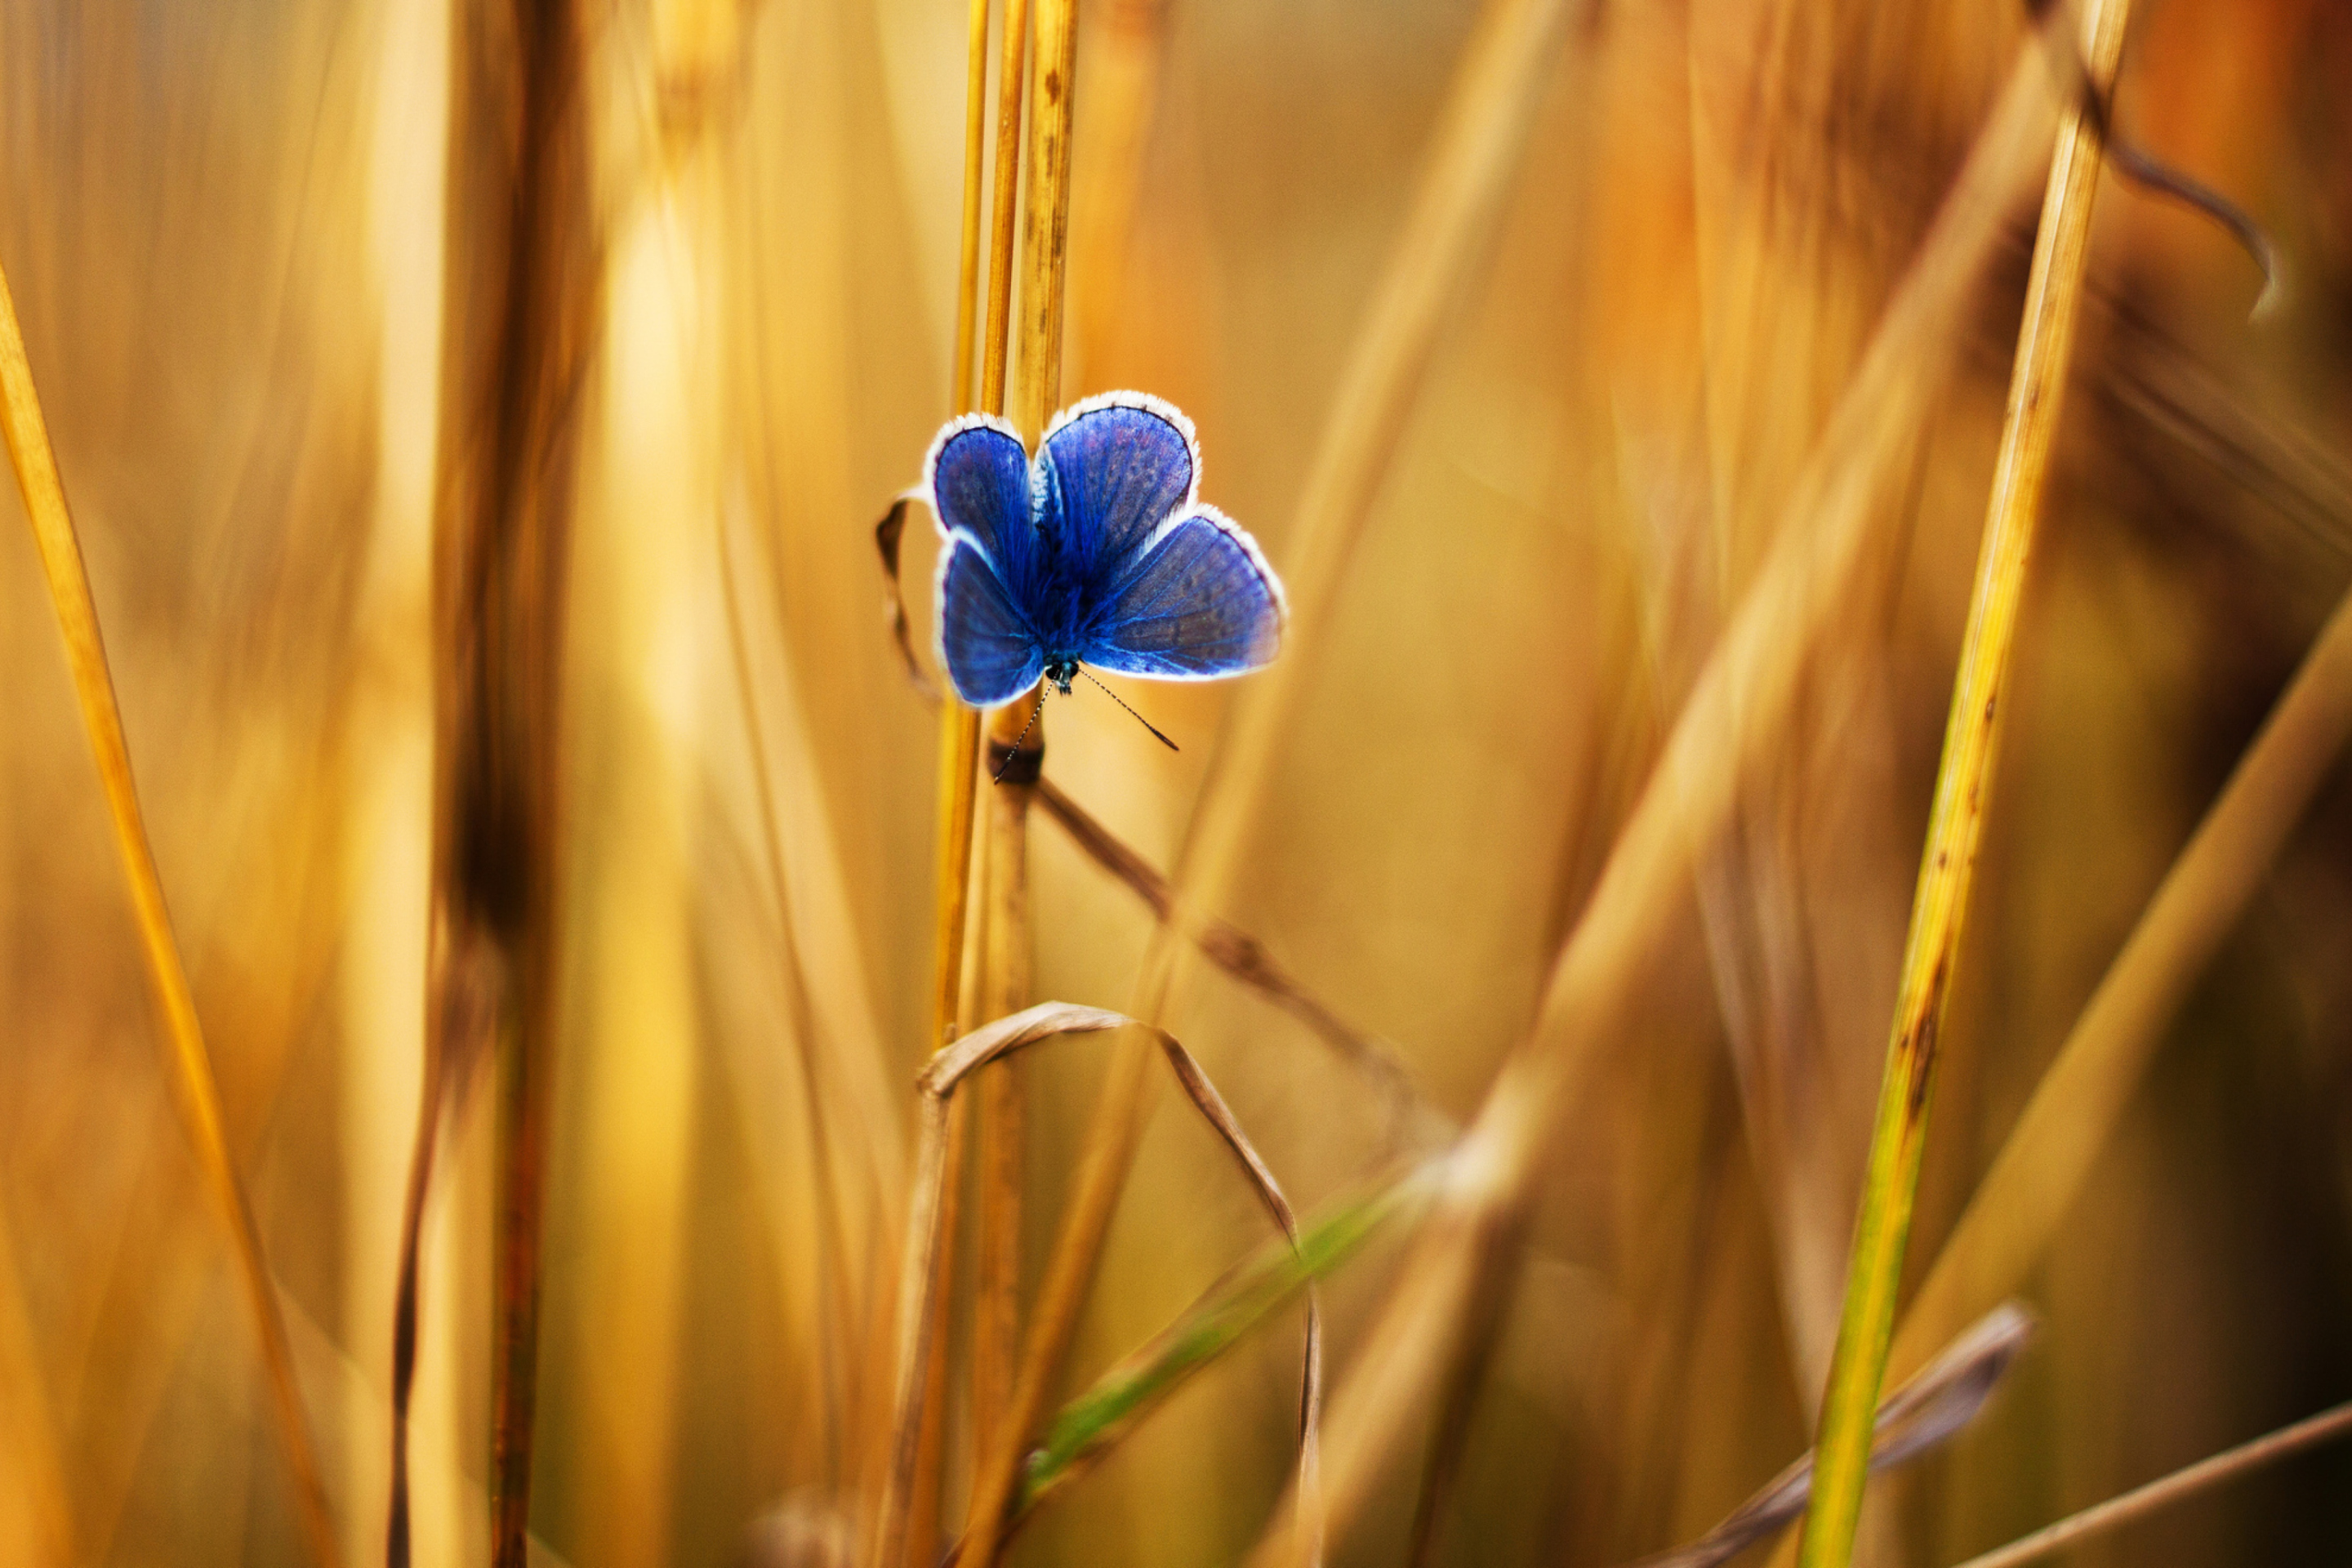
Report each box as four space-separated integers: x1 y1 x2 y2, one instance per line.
1244 51 2061 1568
1795 4 2131 1561
0 259 341 1567
969 0 1069 1468
973 710 1040 1469
880 2 1029 1560
973 1 1579 1561
1031 778 1436 1147
954 2 1083 1555
1887 568 2352 1382
406 2 597 1561
1947 1398 2352 1568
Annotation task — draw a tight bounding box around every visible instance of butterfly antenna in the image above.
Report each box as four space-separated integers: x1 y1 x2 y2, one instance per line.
992 689 1047 784
1080 669 1180 752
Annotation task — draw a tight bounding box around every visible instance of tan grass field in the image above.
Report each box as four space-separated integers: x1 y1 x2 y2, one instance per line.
0 1 2348 1565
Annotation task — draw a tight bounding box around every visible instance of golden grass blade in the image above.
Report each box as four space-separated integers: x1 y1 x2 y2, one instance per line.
953 0 1086 1558
1888 541 2352 1386
1946 1398 2352 1568
972 702 1040 1474
954 0 992 415
1795 3 2132 1561
1154 1038 1327 1562
984 0 1578 1556
1627 1304 2036 1568
880 0 1025 1558
0 256 341 1568
1245 46 2062 1568
719 504 862 1475
972 0 1072 1420
877 1001 1146 1568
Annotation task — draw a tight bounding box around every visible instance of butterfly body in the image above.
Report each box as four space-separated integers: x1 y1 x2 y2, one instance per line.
924 392 1285 710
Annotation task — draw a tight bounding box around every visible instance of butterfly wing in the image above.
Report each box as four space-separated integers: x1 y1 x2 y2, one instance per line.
926 412 1047 706
935 534 1045 706
925 412 1034 577
1036 393 1198 586
1080 506 1285 680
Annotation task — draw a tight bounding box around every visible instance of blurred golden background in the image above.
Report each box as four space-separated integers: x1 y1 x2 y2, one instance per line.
0 0 2349 1564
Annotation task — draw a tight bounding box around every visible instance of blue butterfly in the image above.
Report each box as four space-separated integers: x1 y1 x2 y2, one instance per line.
924 392 1285 717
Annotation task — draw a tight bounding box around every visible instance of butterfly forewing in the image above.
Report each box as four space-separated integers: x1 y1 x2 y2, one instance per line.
928 416 1034 581
1037 394 1199 585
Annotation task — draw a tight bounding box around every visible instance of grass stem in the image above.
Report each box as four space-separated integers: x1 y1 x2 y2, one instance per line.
1793 3 2133 1563
1946 1398 2352 1568
0 257 341 1568
955 0 1080 1561
1245 47 2061 1566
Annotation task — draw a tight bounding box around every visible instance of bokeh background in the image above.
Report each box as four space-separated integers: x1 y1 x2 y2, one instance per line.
2 0 2350 1564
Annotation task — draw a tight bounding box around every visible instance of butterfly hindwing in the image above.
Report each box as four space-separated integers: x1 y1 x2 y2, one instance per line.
1036 393 1199 585
1082 506 1285 680
936 534 1045 706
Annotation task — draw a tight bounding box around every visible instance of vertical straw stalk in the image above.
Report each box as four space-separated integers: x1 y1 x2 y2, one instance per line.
1885 546 2352 1379
973 0 1049 1494
404 0 595 1561
955 0 1083 1561
973 0 1580 1559
0 263 341 1566
876 0 1031 1561
1794 2 2132 1563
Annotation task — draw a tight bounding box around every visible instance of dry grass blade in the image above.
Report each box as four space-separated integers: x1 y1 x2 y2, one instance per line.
994 0 1579 1555
1946 1398 2352 1568
1628 1304 2037 1568
1797 2 2131 1560
878 1003 1120 1568
406 0 597 1561
1245 46 2063 1566
1890 563 2352 1382
0 259 341 1566
951 0 1089 1554
889 1000 1321 1568
890 0 1036 1557
715 511 861 1474
1153 1038 1326 1561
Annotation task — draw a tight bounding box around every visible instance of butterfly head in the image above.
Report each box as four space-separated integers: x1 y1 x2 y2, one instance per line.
1043 657 1080 697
